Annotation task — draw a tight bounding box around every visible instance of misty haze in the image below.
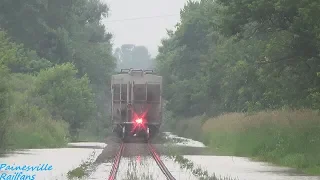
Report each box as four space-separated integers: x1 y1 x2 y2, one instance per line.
0 0 319 180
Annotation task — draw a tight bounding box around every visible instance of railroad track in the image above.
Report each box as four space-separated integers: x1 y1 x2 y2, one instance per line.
108 142 176 180
148 143 176 180
108 143 125 180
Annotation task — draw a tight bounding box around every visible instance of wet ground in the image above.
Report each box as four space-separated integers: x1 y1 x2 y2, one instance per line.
90 137 198 180
0 132 320 180
94 135 212 163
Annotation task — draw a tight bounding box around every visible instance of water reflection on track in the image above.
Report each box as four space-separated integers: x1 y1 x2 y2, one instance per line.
107 142 176 180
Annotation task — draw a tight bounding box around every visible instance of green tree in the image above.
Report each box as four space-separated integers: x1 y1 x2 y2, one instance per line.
156 0 320 120
32 63 96 139
0 0 117 141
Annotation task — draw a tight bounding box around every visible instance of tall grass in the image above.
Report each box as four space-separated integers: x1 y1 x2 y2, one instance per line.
7 104 69 149
67 150 97 179
174 115 207 141
202 109 320 174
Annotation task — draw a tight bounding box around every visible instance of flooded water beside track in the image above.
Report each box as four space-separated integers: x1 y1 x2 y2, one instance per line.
0 143 105 180
0 133 319 180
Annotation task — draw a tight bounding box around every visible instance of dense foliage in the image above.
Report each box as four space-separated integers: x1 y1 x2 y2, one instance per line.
156 1 320 173
156 0 320 118
0 0 116 149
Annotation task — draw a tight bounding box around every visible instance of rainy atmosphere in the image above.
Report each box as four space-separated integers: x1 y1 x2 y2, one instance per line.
0 0 320 180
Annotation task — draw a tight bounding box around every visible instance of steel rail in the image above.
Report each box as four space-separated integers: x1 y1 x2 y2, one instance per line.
108 143 125 180
148 143 176 180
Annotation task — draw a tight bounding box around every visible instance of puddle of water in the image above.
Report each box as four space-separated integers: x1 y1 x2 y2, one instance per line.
163 132 320 180
159 156 197 180
163 132 206 147
0 143 104 180
68 142 107 149
184 155 320 180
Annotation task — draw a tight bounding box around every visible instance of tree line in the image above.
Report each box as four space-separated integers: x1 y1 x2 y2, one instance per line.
0 0 116 149
156 0 320 119
114 44 155 70
0 0 156 150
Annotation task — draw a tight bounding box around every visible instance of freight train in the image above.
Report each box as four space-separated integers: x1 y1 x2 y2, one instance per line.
111 69 163 142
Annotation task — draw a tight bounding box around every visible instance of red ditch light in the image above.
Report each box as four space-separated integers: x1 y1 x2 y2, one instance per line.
131 117 146 133
135 118 143 124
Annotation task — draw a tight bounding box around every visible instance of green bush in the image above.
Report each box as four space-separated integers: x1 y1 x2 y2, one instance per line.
7 103 69 149
0 66 10 150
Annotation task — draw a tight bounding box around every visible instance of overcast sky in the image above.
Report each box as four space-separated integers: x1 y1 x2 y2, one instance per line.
101 0 189 57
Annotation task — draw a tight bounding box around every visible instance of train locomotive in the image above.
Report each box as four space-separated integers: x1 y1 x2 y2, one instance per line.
111 69 163 142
